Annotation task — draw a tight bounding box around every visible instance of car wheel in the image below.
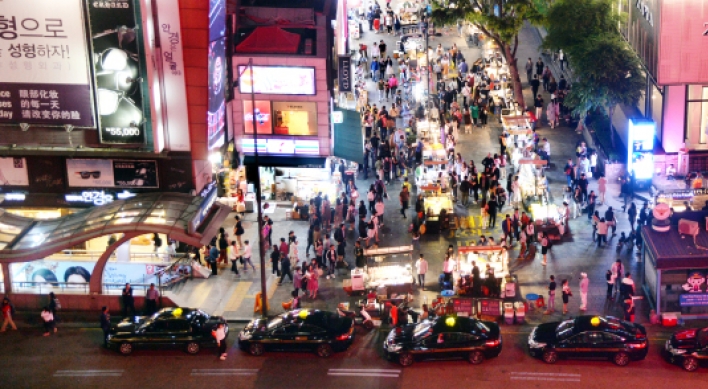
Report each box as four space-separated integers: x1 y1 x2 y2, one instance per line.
249 343 264 356
186 342 200 355
468 350 485 365
399 352 414 367
682 356 699 372
542 350 558 364
119 342 133 356
613 352 630 366
316 344 333 358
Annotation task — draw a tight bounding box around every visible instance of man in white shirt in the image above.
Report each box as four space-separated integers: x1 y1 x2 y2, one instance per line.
415 254 428 290
241 241 256 272
541 137 551 164
228 240 240 275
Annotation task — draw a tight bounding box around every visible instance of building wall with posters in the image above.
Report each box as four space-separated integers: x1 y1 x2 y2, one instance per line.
624 0 708 174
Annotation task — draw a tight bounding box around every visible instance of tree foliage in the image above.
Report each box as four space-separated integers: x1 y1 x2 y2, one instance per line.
543 0 618 56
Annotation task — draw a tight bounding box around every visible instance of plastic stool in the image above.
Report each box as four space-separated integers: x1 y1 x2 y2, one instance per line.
525 293 539 311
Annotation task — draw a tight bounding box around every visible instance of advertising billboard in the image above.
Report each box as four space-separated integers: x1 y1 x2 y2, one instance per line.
238 65 316 95
207 38 227 149
10 260 168 286
0 0 95 127
209 0 227 42
657 0 708 85
0 157 29 186
66 158 159 188
627 119 656 180
88 0 150 144
243 100 273 134
156 0 190 152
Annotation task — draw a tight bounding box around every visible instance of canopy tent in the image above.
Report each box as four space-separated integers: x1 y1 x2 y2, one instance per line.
235 26 301 54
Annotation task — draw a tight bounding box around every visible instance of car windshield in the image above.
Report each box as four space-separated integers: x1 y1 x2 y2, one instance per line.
475 321 490 332
267 317 284 330
556 320 574 340
413 323 431 339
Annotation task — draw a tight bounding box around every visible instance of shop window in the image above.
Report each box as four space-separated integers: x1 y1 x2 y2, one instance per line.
273 102 318 136
686 85 708 144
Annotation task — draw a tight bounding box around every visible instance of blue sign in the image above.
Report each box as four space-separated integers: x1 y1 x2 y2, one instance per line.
189 184 217 234
679 293 708 307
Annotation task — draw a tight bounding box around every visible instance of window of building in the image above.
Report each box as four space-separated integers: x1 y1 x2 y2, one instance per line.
686 85 708 144
273 102 318 136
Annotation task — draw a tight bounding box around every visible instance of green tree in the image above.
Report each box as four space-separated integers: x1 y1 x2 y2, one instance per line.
563 34 645 147
429 0 545 108
542 0 617 55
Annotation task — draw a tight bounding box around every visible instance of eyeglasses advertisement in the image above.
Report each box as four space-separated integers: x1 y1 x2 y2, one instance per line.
0 0 95 127
88 0 150 145
66 158 158 188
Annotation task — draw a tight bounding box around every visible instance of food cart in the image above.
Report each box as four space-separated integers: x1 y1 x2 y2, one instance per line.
361 246 415 299
423 194 454 234
457 246 508 290
516 158 547 201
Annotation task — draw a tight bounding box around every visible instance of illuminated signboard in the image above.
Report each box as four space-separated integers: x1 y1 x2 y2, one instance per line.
241 139 320 155
627 119 655 180
238 66 316 95
243 100 272 134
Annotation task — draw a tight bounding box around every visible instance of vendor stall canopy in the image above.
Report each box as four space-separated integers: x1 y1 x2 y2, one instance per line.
0 193 231 261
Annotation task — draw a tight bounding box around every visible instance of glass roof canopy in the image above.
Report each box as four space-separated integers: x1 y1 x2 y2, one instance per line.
0 193 203 251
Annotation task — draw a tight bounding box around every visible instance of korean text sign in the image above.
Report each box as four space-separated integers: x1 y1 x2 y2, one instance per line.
0 0 95 127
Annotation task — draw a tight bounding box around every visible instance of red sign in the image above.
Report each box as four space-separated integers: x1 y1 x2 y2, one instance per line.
243 100 273 134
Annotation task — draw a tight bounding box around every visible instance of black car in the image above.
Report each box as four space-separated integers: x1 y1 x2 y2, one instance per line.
663 327 708 371
238 309 355 357
528 315 648 366
107 307 228 355
382 315 502 366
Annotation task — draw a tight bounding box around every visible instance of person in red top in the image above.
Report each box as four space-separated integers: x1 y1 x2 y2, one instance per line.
526 109 537 130
279 238 289 258
1 297 17 331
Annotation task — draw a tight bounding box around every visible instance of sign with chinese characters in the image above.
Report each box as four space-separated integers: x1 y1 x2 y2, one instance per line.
0 0 95 127
238 65 316 95
0 157 29 186
88 0 150 144
66 158 159 188
155 0 190 151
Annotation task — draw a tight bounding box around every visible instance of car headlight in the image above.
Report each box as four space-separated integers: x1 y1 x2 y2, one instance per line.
106 334 113 341
528 339 546 349
239 331 252 341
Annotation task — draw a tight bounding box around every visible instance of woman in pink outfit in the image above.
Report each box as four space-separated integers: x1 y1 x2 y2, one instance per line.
306 265 319 299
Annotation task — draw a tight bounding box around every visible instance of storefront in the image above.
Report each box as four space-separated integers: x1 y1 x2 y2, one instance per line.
357 246 414 298
641 215 708 319
456 246 508 298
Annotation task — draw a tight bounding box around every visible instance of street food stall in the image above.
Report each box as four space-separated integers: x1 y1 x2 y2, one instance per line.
423 194 454 234
516 158 547 201
416 160 448 188
456 246 508 298
416 120 440 143
655 188 708 212
360 246 415 298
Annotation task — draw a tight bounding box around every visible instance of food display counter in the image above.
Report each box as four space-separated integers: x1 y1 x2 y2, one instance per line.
423 195 454 234
422 143 446 161
516 158 547 201
360 246 414 298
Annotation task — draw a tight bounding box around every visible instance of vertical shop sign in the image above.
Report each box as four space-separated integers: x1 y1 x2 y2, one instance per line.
155 0 190 151
338 55 352 92
88 0 150 144
0 0 95 127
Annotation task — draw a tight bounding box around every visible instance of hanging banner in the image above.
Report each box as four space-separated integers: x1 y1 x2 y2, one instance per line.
88 0 150 144
0 0 95 127
112 160 159 188
156 0 191 151
338 55 352 92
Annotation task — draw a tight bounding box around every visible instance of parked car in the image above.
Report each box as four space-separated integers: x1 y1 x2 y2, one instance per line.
107 307 228 355
238 309 355 357
528 315 648 366
383 314 502 366
663 327 708 371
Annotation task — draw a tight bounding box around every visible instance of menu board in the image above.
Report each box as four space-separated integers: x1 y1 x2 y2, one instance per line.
451 298 475 317
478 299 501 316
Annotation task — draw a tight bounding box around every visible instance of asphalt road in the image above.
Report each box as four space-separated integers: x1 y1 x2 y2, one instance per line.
0 325 706 389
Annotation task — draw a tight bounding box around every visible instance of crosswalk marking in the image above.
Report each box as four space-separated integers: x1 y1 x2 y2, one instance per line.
328 368 401 378
509 372 581 382
54 370 124 377
190 369 259 376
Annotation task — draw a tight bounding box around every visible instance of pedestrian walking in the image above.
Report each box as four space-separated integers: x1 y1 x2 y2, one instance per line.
145 283 159 315
208 243 219 276
525 58 533 84
596 217 608 247
279 254 293 284
534 94 544 122
531 74 540 98
628 203 637 230
399 185 409 218
579 273 589 311
544 275 557 314
620 273 635 301
218 228 229 265
270 245 281 277
598 174 607 204
212 322 228 360
121 283 135 318
562 279 571 315
306 265 320 299
238 240 254 271
612 259 624 295
415 254 428 290
100 306 111 347
41 307 55 336
540 232 549 266
228 241 240 275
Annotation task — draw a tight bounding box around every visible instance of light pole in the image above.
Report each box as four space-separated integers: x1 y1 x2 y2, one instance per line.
248 58 268 317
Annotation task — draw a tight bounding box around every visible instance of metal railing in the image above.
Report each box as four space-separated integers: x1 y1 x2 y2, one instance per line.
52 249 172 263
